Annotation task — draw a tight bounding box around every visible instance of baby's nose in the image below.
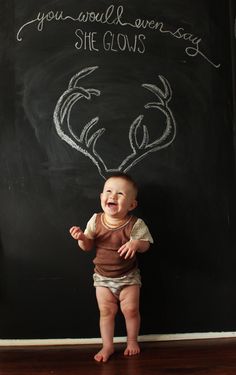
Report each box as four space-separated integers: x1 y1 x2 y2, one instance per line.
110 192 117 198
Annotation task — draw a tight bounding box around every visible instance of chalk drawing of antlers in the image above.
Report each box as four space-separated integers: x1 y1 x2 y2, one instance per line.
53 66 176 179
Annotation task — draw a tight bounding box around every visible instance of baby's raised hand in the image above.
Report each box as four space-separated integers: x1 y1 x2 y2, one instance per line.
69 226 86 241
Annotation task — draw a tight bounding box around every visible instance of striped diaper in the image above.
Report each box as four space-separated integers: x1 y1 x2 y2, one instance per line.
93 269 142 297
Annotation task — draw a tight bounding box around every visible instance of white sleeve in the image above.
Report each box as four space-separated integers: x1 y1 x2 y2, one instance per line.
84 213 97 239
130 218 154 243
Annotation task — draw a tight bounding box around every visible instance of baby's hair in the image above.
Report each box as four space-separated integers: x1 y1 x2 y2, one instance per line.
106 172 138 198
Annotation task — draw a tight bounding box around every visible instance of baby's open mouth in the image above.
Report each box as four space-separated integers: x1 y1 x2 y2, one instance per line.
108 202 117 208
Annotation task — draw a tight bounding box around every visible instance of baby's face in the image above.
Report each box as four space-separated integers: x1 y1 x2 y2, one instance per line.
100 177 137 219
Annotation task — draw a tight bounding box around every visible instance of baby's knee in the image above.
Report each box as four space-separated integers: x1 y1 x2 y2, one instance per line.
121 304 139 319
99 303 118 318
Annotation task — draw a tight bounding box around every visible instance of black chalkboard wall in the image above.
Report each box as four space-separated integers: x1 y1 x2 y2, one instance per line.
0 0 235 340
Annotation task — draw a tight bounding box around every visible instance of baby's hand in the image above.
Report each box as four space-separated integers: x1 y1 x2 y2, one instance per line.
118 240 139 259
69 226 86 241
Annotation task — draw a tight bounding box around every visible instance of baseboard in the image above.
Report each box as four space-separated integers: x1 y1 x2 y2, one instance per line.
0 332 236 347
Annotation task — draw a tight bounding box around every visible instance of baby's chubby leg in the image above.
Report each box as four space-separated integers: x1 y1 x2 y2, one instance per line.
94 286 118 362
119 285 141 356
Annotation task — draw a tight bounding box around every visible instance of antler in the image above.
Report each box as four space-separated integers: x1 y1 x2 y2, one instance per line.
118 75 176 172
53 66 110 178
54 68 176 179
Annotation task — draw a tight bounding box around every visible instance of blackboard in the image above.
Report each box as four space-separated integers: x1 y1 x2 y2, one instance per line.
0 0 235 339
230 0 236 167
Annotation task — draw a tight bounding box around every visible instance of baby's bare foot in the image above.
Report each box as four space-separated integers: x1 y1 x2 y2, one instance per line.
124 340 140 356
94 347 114 362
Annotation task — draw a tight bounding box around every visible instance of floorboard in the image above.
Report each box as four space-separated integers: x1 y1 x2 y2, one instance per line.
1 338 236 375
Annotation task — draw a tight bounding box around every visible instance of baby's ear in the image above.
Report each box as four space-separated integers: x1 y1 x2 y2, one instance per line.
129 199 137 211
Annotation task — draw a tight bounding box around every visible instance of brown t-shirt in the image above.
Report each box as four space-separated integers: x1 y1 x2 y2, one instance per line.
93 213 138 278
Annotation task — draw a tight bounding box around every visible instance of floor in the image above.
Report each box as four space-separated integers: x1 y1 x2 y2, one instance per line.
1 338 236 375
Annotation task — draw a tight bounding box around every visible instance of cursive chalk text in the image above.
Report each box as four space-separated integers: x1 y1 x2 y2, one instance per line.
16 5 220 68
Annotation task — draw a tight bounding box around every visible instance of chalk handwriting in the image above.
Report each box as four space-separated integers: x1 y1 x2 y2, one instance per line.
53 66 177 179
74 28 146 53
16 5 220 68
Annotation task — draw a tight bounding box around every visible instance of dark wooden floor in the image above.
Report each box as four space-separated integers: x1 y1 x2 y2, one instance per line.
1 338 236 375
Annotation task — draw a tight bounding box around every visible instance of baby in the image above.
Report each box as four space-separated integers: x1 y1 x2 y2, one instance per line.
70 172 153 362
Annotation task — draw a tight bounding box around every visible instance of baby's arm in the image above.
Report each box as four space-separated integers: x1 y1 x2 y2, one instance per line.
118 218 153 259
69 226 94 251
